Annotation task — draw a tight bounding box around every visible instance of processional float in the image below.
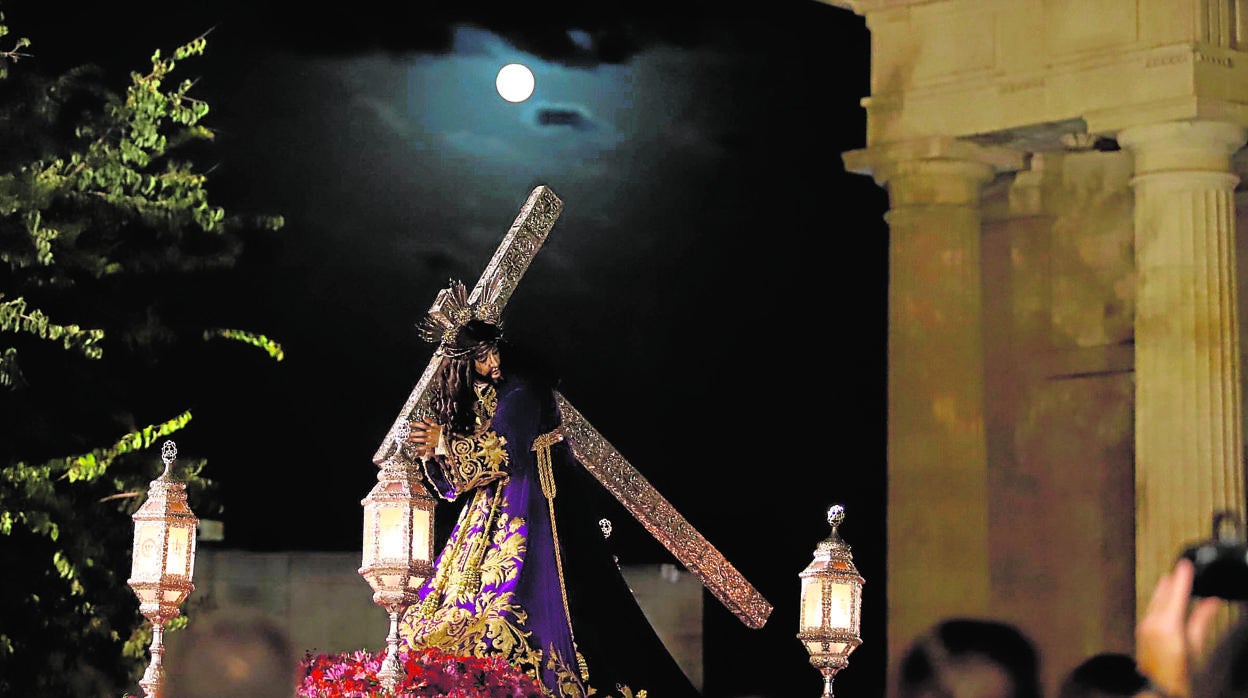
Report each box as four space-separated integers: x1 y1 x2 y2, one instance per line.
369 185 773 631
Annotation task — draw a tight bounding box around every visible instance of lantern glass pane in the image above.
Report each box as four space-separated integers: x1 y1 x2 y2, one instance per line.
165 525 192 576
163 588 189 605
411 507 432 561
799 575 820 628
804 638 827 655
135 586 159 605
815 638 851 654
826 580 854 632
186 534 198 580
379 507 406 560
362 504 378 566
132 521 164 581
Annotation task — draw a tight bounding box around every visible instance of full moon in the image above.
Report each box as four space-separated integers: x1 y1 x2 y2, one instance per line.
495 63 535 103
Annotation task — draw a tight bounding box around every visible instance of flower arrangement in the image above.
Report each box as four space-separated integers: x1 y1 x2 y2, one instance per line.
298 646 546 698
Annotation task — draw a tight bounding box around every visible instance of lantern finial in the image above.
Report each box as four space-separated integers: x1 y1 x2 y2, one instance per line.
827 504 844 530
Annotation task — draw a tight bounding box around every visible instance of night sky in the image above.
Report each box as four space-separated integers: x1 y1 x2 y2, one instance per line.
11 1 890 694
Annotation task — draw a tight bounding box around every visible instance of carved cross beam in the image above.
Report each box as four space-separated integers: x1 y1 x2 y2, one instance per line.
373 185 563 467
374 185 772 629
555 395 773 629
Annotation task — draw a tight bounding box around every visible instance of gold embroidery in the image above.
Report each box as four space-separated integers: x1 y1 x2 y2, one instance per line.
400 484 603 698
416 488 486 617
434 382 509 494
403 495 529 647
549 645 590 698
402 396 646 698
474 382 497 426
444 430 509 492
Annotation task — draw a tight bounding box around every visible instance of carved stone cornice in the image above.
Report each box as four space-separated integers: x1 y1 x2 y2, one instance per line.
843 136 1026 199
818 0 1248 147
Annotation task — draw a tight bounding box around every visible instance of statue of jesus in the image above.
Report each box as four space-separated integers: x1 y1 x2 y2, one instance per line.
399 293 701 698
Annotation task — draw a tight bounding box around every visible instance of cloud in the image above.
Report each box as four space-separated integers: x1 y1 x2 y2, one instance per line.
439 130 528 159
533 105 596 131
207 1 742 65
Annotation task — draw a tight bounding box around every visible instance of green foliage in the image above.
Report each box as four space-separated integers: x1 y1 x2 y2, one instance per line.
206 327 286 361
0 11 285 697
0 294 104 387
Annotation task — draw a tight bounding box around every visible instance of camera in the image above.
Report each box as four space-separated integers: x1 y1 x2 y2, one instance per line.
1179 511 1248 601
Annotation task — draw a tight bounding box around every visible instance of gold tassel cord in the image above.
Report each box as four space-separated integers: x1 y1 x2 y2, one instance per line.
533 428 575 643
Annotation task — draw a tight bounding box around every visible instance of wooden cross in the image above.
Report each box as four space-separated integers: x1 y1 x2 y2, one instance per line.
373 185 773 630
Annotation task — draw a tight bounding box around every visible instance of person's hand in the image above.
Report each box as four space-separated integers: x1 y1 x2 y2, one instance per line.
1136 558 1223 697
407 418 443 459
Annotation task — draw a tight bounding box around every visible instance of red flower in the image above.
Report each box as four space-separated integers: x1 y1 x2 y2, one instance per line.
297 646 546 697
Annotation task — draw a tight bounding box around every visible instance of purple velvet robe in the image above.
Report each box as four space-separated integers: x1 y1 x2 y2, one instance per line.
397 372 700 698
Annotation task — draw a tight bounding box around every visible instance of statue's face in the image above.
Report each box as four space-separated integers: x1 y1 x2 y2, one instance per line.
473 347 501 382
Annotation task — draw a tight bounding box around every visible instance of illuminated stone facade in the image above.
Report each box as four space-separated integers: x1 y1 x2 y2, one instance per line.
821 1 1248 693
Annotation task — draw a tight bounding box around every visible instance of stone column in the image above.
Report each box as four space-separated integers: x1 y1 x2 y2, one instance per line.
1117 120 1247 617
845 138 1023 668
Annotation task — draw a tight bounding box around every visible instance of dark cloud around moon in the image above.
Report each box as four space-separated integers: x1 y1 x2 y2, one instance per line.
11 0 846 70
218 1 745 64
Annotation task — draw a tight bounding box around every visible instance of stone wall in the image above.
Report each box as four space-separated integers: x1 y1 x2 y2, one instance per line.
980 149 1139 692
186 547 704 690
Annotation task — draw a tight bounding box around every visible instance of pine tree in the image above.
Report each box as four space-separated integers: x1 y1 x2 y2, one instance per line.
0 13 285 696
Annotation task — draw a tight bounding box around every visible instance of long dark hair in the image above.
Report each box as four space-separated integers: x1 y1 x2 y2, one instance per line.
429 319 501 436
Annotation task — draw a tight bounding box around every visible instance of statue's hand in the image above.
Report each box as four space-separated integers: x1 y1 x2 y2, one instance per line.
407 417 443 459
